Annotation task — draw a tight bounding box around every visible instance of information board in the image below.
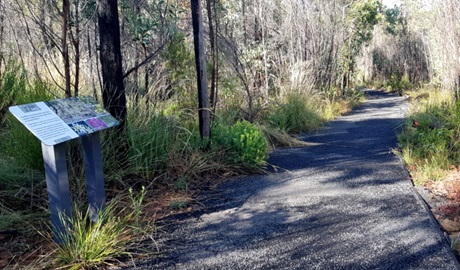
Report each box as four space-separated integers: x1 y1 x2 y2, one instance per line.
9 96 119 146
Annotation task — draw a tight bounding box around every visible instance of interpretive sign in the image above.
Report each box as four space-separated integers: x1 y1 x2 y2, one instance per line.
9 96 118 243
9 96 119 146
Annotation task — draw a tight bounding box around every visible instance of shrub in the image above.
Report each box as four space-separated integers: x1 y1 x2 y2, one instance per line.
212 120 268 167
387 73 412 92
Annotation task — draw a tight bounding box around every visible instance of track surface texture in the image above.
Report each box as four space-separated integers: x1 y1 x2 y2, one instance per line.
130 90 460 269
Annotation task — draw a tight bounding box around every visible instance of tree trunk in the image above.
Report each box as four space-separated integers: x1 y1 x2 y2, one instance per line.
71 0 81 97
62 0 71 97
142 43 149 99
206 0 217 109
242 0 247 45
97 0 128 164
191 0 211 139
213 0 220 110
0 0 4 78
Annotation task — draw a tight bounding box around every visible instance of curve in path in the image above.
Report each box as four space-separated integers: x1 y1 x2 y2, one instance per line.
133 90 460 269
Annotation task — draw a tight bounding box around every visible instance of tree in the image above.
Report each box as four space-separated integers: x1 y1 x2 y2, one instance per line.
97 0 128 162
191 0 211 139
0 0 3 78
206 0 218 109
340 0 381 92
62 0 71 97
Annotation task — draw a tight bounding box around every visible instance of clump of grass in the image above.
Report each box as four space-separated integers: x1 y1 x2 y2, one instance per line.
169 199 188 210
127 98 179 179
321 88 364 120
52 187 150 270
0 60 24 122
257 124 313 148
53 205 132 269
267 93 323 134
398 88 460 185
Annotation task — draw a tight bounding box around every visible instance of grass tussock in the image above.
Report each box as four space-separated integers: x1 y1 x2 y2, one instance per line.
51 187 153 270
398 88 460 185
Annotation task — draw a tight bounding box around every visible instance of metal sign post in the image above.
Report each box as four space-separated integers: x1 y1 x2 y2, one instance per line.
81 132 106 222
41 142 72 243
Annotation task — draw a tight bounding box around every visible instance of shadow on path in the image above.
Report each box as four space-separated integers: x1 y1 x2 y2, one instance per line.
131 90 460 270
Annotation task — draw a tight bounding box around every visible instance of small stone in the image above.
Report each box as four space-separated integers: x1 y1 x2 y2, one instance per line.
451 234 460 253
440 219 460 232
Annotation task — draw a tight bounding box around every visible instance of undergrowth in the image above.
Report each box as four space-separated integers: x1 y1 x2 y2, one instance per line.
51 187 152 270
398 88 459 185
0 59 365 269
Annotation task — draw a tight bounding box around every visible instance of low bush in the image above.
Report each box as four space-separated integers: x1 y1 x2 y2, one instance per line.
212 120 268 167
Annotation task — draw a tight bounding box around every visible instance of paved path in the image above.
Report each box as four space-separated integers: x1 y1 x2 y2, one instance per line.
133 90 459 269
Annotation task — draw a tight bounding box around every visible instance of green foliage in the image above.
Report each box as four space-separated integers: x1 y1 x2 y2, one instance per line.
386 73 413 92
348 0 382 48
267 94 323 134
341 0 381 76
53 201 139 270
383 6 403 36
169 199 188 210
0 67 54 173
212 121 268 167
398 91 460 184
0 60 24 123
121 0 182 45
163 32 194 92
101 102 179 182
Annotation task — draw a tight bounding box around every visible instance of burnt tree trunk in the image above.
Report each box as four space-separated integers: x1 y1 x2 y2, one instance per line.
0 0 4 78
62 0 71 97
206 0 217 109
191 0 211 139
97 0 128 164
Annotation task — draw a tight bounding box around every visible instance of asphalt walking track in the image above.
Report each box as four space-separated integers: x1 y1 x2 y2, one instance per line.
130 90 460 269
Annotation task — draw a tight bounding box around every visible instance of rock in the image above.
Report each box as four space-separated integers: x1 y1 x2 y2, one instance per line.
450 233 460 253
440 219 460 232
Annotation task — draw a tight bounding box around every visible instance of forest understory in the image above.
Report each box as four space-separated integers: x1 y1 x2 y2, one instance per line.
2 0 460 268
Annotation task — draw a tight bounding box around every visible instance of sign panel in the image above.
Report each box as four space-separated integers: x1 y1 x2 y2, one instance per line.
9 96 119 146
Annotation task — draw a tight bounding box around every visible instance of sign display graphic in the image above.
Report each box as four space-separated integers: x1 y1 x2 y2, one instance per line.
9 96 119 145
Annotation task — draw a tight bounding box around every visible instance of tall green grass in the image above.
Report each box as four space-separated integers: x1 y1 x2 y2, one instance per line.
398 89 460 185
52 187 150 270
0 62 54 185
126 97 179 179
267 93 323 134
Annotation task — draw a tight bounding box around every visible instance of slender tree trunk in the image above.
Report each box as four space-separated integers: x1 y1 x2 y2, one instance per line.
213 0 220 110
191 0 211 139
0 0 4 78
206 0 216 109
62 0 71 97
142 43 149 98
87 28 98 100
71 0 80 96
242 0 247 45
134 4 140 101
39 0 50 50
97 0 128 167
